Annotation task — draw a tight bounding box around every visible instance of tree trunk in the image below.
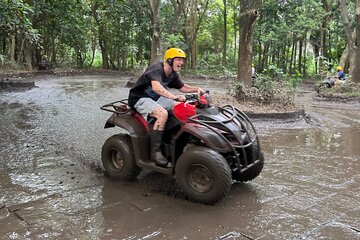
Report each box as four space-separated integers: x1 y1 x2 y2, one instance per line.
281 44 287 71
189 0 197 69
257 39 262 71
237 0 259 87
169 0 185 34
298 40 303 74
289 41 295 74
303 35 308 75
51 38 57 65
98 27 109 69
148 0 161 64
339 0 356 50
182 0 209 69
17 39 25 64
339 29 356 71
353 0 360 83
233 2 238 63
89 36 97 67
285 43 291 73
24 40 32 71
1 31 6 55
222 0 227 66
10 34 16 62
310 32 321 74
320 0 330 61
261 42 269 71
92 2 109 69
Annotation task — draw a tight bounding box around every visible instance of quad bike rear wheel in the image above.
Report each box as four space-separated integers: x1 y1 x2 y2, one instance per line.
101 134 140 181
175 146 232 204
232 142 264 182
315 82 331 93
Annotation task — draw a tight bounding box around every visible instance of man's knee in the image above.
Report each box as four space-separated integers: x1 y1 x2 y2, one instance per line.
151 106 168 119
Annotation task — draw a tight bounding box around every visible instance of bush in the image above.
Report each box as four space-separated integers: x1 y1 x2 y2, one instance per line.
230 74 296 106
322 81 360 97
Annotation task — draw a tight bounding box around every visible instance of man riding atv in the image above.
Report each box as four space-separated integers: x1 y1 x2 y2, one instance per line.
101 49 265 204
315 66 346 93
128 48 204 166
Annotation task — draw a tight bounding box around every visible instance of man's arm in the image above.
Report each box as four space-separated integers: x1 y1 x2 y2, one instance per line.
179 84 204 94
151 80 177 99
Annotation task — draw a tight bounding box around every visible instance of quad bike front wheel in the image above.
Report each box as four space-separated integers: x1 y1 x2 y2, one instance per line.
315 82 331 93
101 134 140 181
175 146 232 204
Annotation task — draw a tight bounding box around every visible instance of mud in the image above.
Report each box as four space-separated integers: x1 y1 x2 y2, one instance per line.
0 74 359 239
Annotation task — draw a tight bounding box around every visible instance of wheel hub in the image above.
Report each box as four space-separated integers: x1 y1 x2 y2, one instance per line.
188 164 213 193
110 149 124 170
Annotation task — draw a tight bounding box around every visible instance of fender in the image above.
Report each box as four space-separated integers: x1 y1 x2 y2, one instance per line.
175 123 233 153
105 112 149 136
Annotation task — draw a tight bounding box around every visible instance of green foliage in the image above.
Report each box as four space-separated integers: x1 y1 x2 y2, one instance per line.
262 65 285 79
88 53 103 68
163 34 187 50
0 0 40 43
0 0 357 99
230 64 298 106
231 74 296 106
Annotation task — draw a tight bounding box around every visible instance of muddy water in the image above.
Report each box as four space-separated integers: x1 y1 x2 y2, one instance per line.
0 75 359 240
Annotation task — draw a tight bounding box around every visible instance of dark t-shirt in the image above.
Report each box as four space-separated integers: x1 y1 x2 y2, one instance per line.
128 62 184 108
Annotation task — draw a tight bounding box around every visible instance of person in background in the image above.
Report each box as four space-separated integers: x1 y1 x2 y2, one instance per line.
334 66 346 86
335 66 345 80
38 55 49 70
128 48 205 166
251 63 257 87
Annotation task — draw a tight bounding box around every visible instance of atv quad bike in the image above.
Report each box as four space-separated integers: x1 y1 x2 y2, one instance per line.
100 92 264 204
315 77 336 93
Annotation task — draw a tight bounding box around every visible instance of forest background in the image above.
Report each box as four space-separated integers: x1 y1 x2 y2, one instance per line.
1 0 360 102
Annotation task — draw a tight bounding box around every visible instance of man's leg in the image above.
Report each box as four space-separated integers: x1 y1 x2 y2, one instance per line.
149 106 168 165
134 98 169 166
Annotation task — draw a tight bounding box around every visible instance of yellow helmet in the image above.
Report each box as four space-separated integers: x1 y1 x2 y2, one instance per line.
336 66 343 71
164 48 186 62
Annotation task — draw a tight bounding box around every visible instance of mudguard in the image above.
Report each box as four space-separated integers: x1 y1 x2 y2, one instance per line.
105 112 149 136
175 123 233 153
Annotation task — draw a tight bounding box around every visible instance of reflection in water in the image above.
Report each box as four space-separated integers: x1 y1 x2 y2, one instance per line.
0 75 359 239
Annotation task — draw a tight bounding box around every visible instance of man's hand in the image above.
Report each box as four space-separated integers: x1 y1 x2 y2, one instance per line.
197 87 205 95
174 95 186 102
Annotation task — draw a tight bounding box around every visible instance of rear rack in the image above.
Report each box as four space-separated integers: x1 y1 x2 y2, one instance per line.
100 99 131 114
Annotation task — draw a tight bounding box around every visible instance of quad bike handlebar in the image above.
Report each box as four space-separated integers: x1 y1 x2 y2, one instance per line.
184 90 209 100
184 90 211 107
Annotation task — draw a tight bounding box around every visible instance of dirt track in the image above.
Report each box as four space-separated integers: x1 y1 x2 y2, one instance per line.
0 73 359 239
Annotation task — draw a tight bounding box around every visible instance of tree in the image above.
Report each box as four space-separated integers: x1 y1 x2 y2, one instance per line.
339 0 356 74
222 0 227 66
0 0 39 70
148 0 161 64
237 0 260 87
92 0 109 69
181 0 210 69
354 0 360 83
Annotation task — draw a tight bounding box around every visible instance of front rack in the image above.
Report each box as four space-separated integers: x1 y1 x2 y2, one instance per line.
187 104 260 170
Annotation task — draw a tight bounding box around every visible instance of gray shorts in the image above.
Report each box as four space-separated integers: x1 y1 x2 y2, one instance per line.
134 96 175 119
